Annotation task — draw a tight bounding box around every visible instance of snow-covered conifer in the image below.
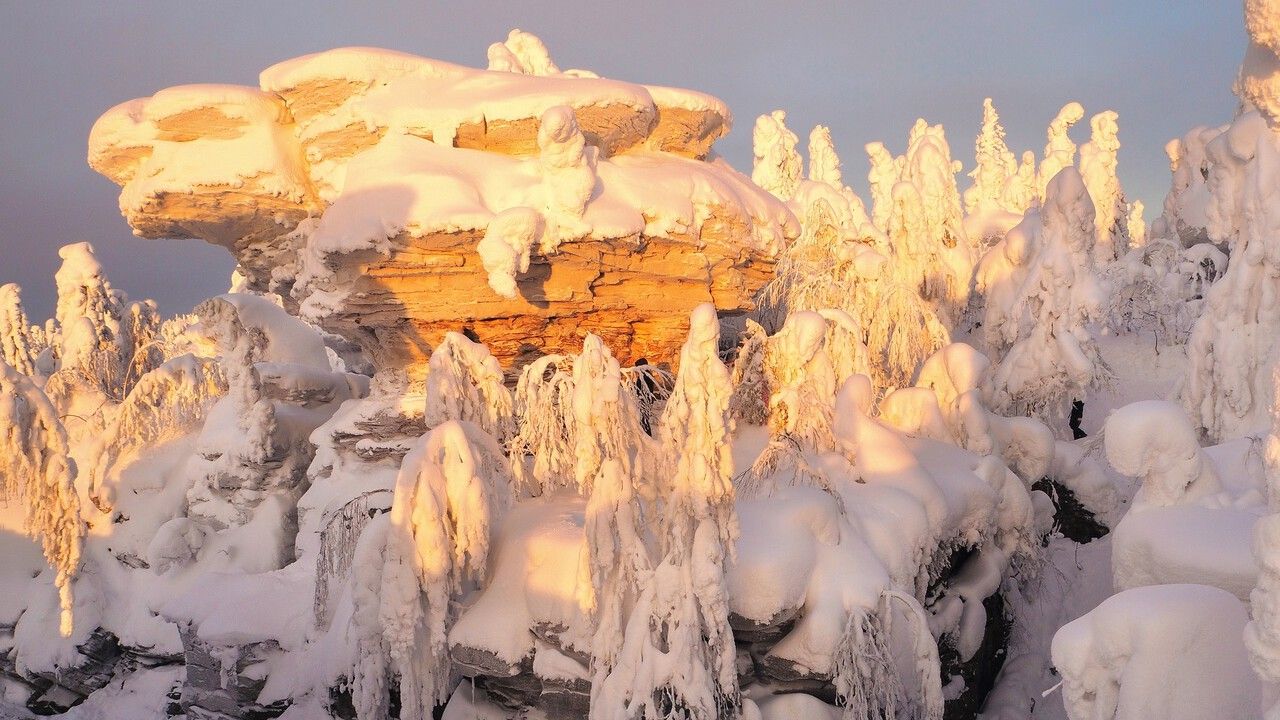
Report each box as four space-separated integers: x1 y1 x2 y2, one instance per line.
1181 119 1280 438
1240 0 1280 129
764 311 838 449
866 141 902 233
965 98 1018 216
1002 150 1039 214
899 121 973 322
756 197 869 327
1126 199 1147 248
888 181 956 316
808 124 844 187
194 296 275 465
594 304 739 720
728 319 770 426
756 189 948 393
376 420 512 719
1079 110 1129 261
989 167 1107 429
0 283 39 376
1037 102 1085 201
509 354 577 492
46 242 131 405
974 212 1039 358
752 110 802 201
90 354 227 510
572 334 652 495
1180 3 1280 442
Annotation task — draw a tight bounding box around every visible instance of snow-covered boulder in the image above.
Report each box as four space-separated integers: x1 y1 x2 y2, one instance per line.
1051 584 1260 720
1105 403 1265 600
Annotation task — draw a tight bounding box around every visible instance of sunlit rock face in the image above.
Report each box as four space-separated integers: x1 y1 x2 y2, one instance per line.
88 35 797 374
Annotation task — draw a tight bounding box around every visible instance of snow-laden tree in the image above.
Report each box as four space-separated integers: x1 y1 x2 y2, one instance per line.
507 335 657 499
122 298 165 388
1002 150 1040 214
594 304 739 720
193 296 276 467
808 125 843 187
573 333 654 495
974 212 1040 358
182 296 295 542
487 28 561 76
423 331 513 440
728 319 770 426
0 283 40 377
898 121 974 325
794 123 875 243
44 242 133 408
530 334 659 714
89 354 227 511
755 189 948 393
901 343 1057 487
1151 126 1220 247
368 420 512 720
349 512 392 720
866 141 902 234
53 242 122 351
755 196 871 326
1181 123 1280 440
988 167 1108 430
0 361 83 637
764 311 839 449
1037 102 1085 201
1237 8 1280 710
902 122 969 254
1180 1 1280 443
752 110 802 201
965 98 1018 216
888 180 965 326
817 308 872 390
1241 0 1280 130
509 354 577 492
1127 199 1147 248
1079 110 1130 262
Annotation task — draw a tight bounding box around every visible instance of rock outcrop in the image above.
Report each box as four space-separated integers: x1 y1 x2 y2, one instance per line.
89 33 796 374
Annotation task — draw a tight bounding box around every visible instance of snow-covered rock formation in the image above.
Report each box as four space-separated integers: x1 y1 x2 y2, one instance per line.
4 7 1240 718
89 35 797 376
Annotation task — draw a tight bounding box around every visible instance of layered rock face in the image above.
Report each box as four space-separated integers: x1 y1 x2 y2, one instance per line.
89 32 797 373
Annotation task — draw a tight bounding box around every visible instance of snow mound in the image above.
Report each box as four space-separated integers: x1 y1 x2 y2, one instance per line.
1051 584 1260 720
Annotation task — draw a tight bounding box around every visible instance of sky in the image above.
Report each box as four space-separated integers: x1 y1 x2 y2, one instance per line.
0 1 1244 321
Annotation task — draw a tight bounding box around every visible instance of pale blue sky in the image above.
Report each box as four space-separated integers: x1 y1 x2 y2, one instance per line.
0 1 1243 320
